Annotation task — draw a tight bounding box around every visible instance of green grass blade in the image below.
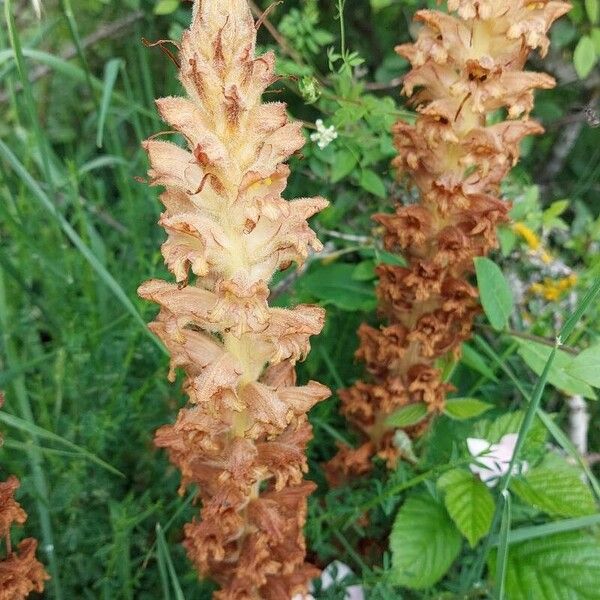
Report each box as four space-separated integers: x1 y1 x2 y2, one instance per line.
560 276 600 342
155 524 186 600
97 58 122 148
4 0 55 188
0 139 165 354
58 0 97 103
495 491 512 600
0 47 155 118
492 514 600 546
0 412 124 477
474 335 600 498
499 342 558 494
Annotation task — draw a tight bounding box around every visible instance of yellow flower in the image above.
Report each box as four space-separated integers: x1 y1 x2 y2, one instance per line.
513 222 540 250
530 273 578 301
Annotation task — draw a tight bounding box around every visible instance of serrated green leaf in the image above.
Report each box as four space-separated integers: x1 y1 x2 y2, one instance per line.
438 469 495 547
474 257 514 331
297 263 376 311
390 494 462 589
330 148 358 183
574 36 597 78
385 402 428 428
444 398 493 420
359 168 386 198
511 456 597 518
489 532 600 600
516 339 596 399
154 0 179 15
567 344 600 388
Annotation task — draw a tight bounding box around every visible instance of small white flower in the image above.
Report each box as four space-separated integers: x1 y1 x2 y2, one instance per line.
467 433 528 487
310 119 338 150
292 561 365 600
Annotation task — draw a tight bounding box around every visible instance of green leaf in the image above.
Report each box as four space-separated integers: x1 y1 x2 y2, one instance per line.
516 339 596 399
438 469 495 547
474 257 514 331
154 0 179 15
359 169 386 198
567 344 600 388
586 0 599 24
461 343 499 382
444 397 493 420
297 263 376 311
488 532 600 600
573 36 597 79
592 27 600 53
511 456 597 518
331 148 358 183
370 0 393 10
390 494 462 589
96 58 121 148
385 402 428 428
352 260 376 281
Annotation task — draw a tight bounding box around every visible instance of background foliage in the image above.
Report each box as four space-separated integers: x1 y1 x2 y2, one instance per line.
1 0 599 598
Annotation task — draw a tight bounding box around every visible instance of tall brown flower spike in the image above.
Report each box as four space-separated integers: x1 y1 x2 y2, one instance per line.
1 396 49 599
138 1 330 597
327 0 570 480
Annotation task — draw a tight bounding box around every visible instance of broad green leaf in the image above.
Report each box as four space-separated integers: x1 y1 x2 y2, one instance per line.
567 344 600 388
516 339 596 399
297 263 376 311
154 0 180 15
489 532 600 600
331 148 358 183
390 494 462 589
511 456 597 518
444 397 493 420
359 169 386 198
385 402 428 428
438 469 495 547
474 257 514 331
573 36 597 78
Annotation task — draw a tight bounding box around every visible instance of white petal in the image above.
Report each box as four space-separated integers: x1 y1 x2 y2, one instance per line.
467 437 490 457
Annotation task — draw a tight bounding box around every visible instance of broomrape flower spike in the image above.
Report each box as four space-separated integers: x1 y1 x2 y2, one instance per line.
326 0 570 481
310 119 338 149
0 396 49 599
138 1 330 598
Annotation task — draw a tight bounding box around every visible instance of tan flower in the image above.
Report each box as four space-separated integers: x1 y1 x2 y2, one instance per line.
138 0 329 596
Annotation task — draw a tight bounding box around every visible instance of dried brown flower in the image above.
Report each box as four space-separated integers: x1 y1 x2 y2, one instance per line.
328 0 569 478
0 478 49 600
